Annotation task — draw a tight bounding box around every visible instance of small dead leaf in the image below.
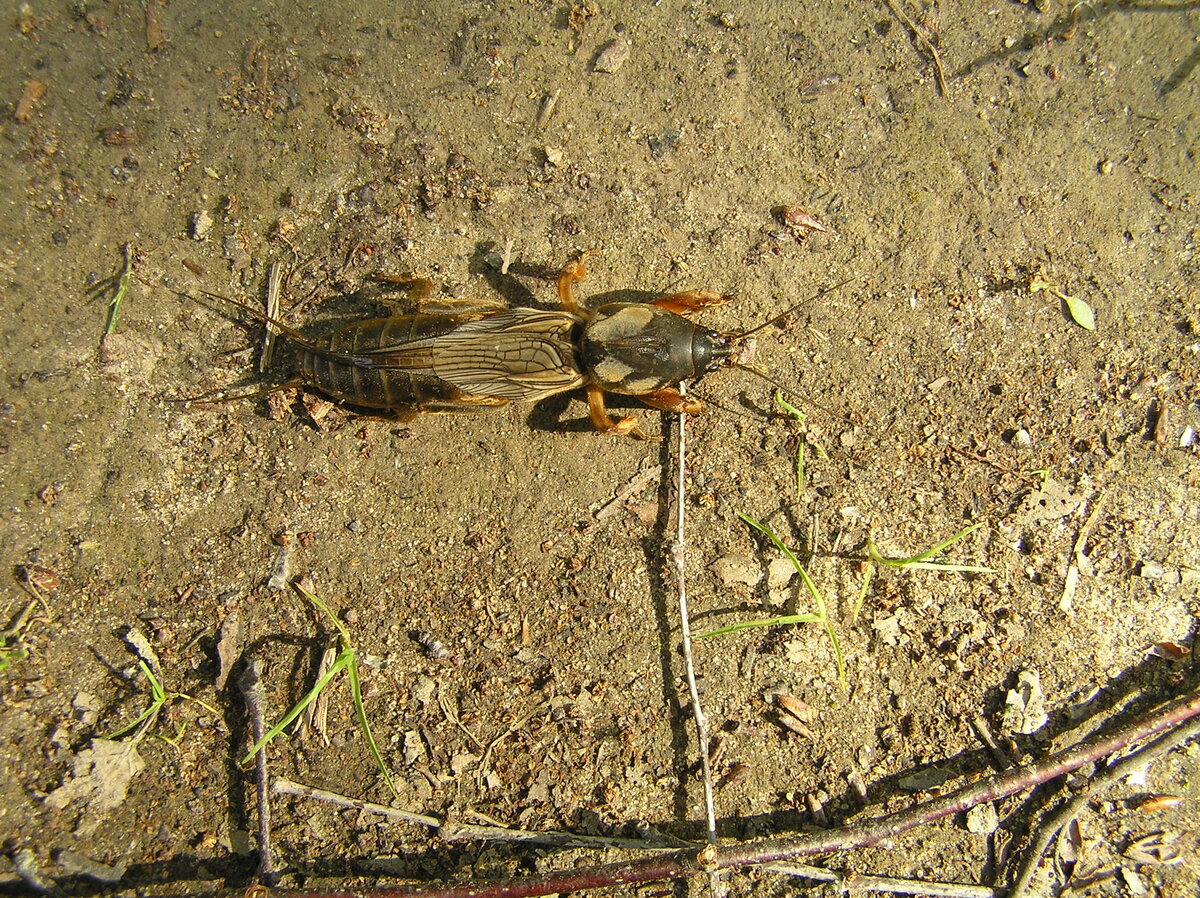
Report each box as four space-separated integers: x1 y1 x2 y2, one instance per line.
1132 794 1183 814
778 205 828 234
1146 641 1190 662
1124 830 1183 865
593 37 631 74
1056 817 1082 883
776 694 816 724
215 613 243 690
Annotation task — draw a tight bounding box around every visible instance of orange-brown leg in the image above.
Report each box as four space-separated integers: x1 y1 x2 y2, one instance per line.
653 290 733 317
587 385 656 441
557 250 601 314
637 388 707 415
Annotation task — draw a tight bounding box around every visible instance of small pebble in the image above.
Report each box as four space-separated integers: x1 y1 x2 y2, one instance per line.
594 37 631 74
1011 428 1033 450
711 554 762 588
190 210 213 241
766 557 795 590
966 803 999 834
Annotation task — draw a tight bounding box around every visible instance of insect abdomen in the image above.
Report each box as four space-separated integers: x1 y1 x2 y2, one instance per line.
299 315 469 409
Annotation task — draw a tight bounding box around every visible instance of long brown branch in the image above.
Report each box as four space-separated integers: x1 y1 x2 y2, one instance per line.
201 684 1200 898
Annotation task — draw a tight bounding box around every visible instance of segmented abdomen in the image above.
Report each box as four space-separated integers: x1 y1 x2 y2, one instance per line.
299 315 468 409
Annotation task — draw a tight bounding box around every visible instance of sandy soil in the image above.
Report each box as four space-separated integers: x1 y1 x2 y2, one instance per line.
2 1 1198 895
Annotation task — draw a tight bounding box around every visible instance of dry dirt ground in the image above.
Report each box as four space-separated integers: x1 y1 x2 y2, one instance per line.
2 1 1199 896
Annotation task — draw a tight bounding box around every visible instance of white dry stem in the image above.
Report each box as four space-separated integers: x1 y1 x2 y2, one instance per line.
261 261 282 372
672 384 722 898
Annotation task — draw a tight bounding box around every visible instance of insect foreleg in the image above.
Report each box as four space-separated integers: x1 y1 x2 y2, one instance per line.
635 388 707 415
556 251 602 315
587 385 654 441
652 290 733 317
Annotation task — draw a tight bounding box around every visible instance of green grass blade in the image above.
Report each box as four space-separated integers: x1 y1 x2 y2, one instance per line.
294 582 352 642
873 522 985 568
106 702 161 740
894 561 994 574
239 652 350 766
697 612 821 639
107 659 164 740
737 513 845 689
774 391 805 422
774 392 807 497
794 560 845 688
346 655 399 801
103 244 132 336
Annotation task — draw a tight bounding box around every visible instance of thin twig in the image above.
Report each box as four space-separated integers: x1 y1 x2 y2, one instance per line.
1007 710 1200 898
764 862 1002 898
201 685 1200 898
671 384 722 898
883 0 948 96
970 714 1013 771
272 777 682 850
239 660 278 883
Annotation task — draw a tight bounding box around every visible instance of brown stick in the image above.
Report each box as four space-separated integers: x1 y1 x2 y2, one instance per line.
199 685 1200 898
882 0 947 96
238 661 278 883
1007 711 1200 898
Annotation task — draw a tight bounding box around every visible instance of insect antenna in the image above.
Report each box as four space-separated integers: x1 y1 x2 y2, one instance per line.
165 378 306 406
189 289 314 344
732 274 860 340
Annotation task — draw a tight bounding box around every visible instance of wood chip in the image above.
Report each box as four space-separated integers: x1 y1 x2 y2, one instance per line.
14 79 46 123
145 0 165 51
215 614 243 691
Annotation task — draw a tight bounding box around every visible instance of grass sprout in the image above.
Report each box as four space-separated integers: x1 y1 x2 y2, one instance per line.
0 641 29 675
699 513 845 690
1031 275 1096 331
87 243 134 336
108 659 219 742
867 522 992 573
851 522 992 625
774 391 827 497
239 582 398 801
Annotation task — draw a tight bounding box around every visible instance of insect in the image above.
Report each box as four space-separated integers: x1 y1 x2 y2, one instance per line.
196 255 741 440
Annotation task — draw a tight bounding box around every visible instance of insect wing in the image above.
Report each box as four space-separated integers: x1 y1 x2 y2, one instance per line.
430 309 587 401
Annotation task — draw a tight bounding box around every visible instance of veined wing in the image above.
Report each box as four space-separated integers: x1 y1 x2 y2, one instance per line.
430 308 587 401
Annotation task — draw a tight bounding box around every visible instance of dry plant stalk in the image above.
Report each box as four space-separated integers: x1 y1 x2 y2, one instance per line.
198 685 1200 898
670 385 722 896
